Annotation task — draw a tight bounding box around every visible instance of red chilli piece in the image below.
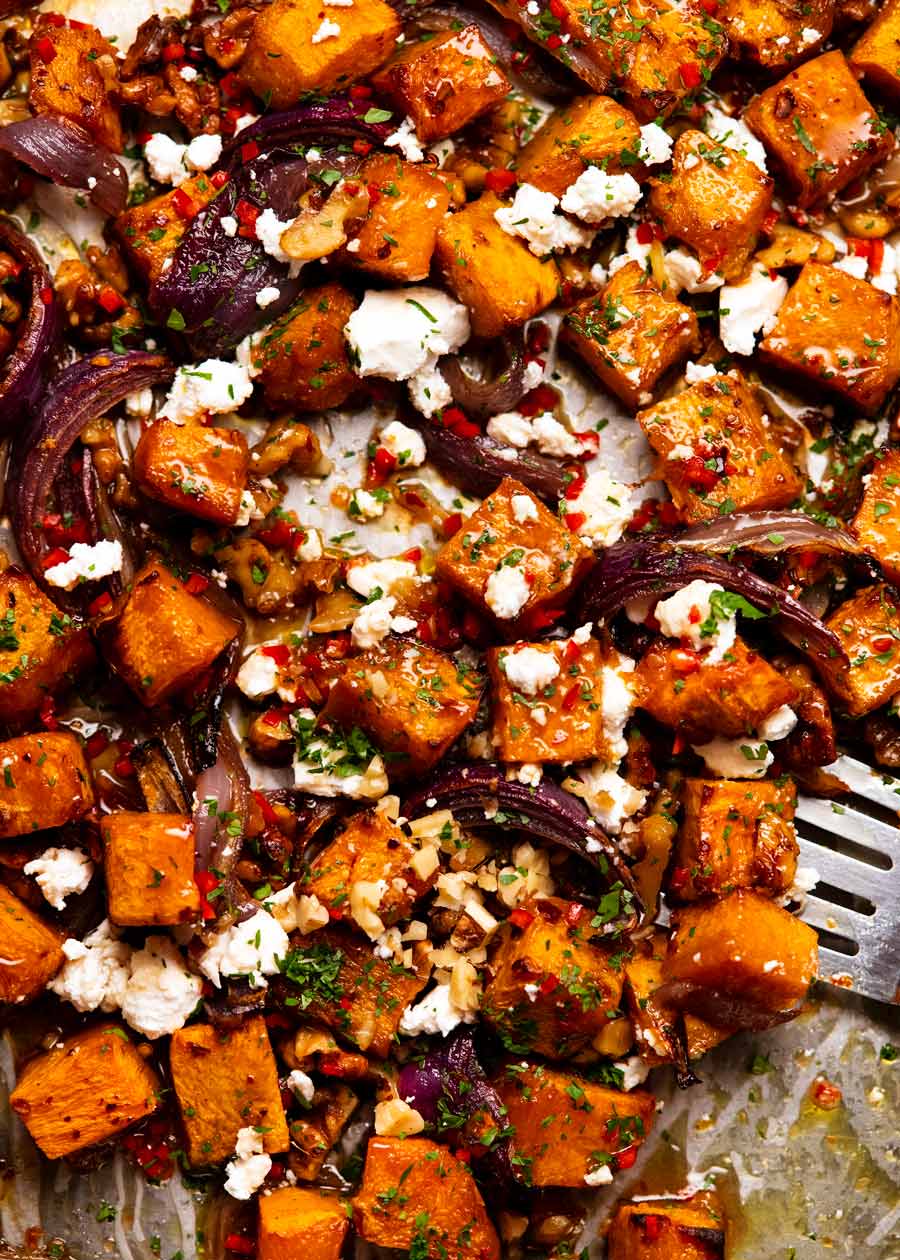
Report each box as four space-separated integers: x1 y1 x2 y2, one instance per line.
224 1234 256 1255
678 61 702 90
261 643 290 667
211 170 229 189
161 41 186 62
614 1145 638 1170
241 139 261 163
183 572 210 595
88 591 113 617
42 547 70 570
39 286 54 306
484 168 517 194
509 907 535 930
86 730 110 759
98 285 125 315
35 35 57 61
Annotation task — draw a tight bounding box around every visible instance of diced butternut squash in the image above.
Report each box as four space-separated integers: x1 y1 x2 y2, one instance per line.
353 1137 500 1260
100 561 238 706
0 883 65 1005
671 778 798 901
0 732 93 839
279 927 429 1057
371 25 511 144
169 1017 289 1165
719 0 833 69
259 1186 349 1260
623 934 679 1066
0 567 94 728
496 1062 655 1186
29 17 121 151
240 0 401 108
114 175 218 285
636 637 798 743
631 792 679 918
10 1024 160 1159
434 193 559 339
648 130 774 282
817 583 900 716
664 890 818 1024
102 811 200 926
759 261 900 416
743 51 893 208
562 261 699 411
133 421 249 526
435 479 591 639
337 154 451 282
851 0 900 103
322 639 482 777
305 808 437 923
685 1014 734 1062
253 284 359 412
852 447 900 581
637 369 803 523
516 95 643 199
487 635 609 763
481 897 625 1058
607 1191 726 1260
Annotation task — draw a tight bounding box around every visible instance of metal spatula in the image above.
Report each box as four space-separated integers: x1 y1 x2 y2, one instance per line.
795 755 900 1005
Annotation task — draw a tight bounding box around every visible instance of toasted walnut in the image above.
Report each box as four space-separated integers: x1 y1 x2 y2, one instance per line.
281 182 371 262
756 223 836 268
250 417 329 477
164 63 220 135
119 74 177 117
81 415 124 485
211 536 340 615
247 710 294 763
54 258 141 348
202 5 261 68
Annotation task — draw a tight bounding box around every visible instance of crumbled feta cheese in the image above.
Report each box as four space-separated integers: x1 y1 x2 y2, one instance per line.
792 865 820 894
24 847 93 910
144 132 189 185
398 981 476 1036
601 653 637 762
254 208 294 265
311 16 341 41
349 488 386 520
757 704 798 742
517 762 543 787
44 540 124 591
198 909 290 988
511 492 539 523
800 26 820 44
666 247 725 294
125 387 154 418
692 736 773 778
378 420 427 467
560 168 642 225
873 242 899 295
255 285 280 309
655 579 736 662
565 468 634 547
287 1069 315 1104
161 358 254 424
608 223 652 276
685 360 717 384
236 648 279 700
233 489 256 528
484 564 529 619
185 132 222 172
351 595 415 648
615 1054 651 1091
638 122 674 166
224 1127 271 1200
570 765 647 834
179 65 198 81
584 1163 614 1186
719 267 788 356
48 919 131 1013
502 645 560 696
704 103 768 173
120 936 203 1039
347 558 420 599
495 183 594 256
833 254 868 281
292 712 388 800
385 116 425 162
486 410 534 448
531 412 582 457
297 527 323 562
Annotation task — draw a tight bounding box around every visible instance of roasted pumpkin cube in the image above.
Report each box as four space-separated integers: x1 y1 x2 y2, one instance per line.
481 897 625 1059
279 927 429 1057
562 261 699 411
617 5 727 123
632 790 679 918
817 583 900 716
10 1024 160 1160
685 1014 734 1062
852 0 900 103
495 1062 655 1186
170 1016 289 1165
259 1187 349 1260
0 883 65 1006
488 635 610 763
372 25 510 143
114 175 218 284
853 449 900 582
252 284 358 412
434 193 559 339
435 479 591 639
759 261 900 415
648 130 773 282
637 370 803 522
743 51 893 208
100 561 238 706
0 732 93 840
354 1137 500 1260
622 934 680 1066
636 636 798 744
672 778 798 902
607 1192 727 1260
336 154 451 281
133 421 249 526
322 639 482 777
306 808 437 923
240 0 402 108
664 890 818 1024
0 567 94 728
516 95 644 198
29 17 121 151
102 811 200 926
719 0 833 69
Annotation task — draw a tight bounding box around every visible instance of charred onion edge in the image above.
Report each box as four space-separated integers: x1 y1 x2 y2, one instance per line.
0 115 128 216
654 979 807 1032
217 98 393 167
402 761 642 925
675 510 863 557
0 215 60 433
407 414 569 504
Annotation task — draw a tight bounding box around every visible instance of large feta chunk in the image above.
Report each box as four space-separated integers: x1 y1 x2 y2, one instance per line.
494 183 594 256
560 169 642 225
23 846 93 910
719 267 788 356
44 540 124 591
160 358 255 424
198 909 290 989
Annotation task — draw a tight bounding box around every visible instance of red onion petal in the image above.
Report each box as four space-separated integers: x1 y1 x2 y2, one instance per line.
408 416 569 504
0 115 128 216
0 215 60 432
217 98 392 168
437 332 530 420
676 510 863 557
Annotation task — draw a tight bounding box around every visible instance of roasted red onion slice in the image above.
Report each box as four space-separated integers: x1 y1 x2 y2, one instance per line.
192 723 250 875
655 979 808 1032
0 115 128 215
0 215 60 432
676 510 863 557
576 539 849 671
8 350 174 591
403 761 640 926
408 415 569 504
438 332 530 420
217 98 393 167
